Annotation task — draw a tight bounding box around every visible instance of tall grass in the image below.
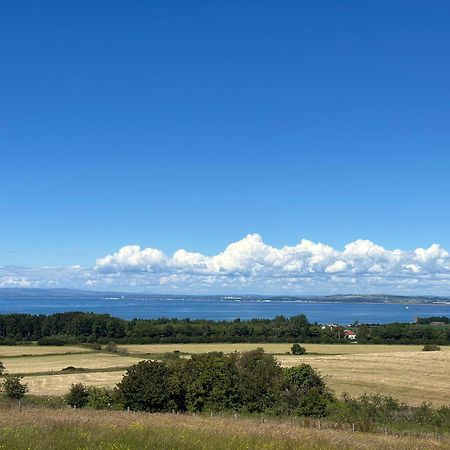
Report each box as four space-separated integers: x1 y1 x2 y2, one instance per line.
0 407 448 450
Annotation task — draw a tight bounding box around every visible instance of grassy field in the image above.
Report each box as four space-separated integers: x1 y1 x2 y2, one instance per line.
0 407 447 450
279 350 450 405
118 342 428 355
3 352 140 374
0 344 449 405
0 345 93 357
24 371 125 395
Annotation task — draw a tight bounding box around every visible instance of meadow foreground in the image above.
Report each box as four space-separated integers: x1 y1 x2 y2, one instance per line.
0 406 448 450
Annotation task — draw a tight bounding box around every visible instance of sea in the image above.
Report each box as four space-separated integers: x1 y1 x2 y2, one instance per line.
0 296 449 324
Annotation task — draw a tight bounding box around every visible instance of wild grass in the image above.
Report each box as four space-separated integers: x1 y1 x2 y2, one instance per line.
0 407 447 450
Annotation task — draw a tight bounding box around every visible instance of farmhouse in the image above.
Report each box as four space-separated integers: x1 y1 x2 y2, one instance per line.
343 329 357 340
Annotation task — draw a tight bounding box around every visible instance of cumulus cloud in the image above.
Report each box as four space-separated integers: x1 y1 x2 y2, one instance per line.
2 235 450 294
88 234 450 293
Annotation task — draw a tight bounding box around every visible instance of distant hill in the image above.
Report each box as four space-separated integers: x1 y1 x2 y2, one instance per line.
0 288 448 304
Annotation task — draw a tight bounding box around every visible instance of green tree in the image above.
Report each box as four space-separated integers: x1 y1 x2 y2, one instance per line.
283 364 334 417
116 360 183 412
66 383 90 408
86 387 117 409
234 348 284 413
2 375 28 400
184 352 239 412
0 360 4 375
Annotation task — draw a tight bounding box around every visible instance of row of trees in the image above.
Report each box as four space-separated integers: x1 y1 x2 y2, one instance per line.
416 316 450 324
0 312 448 345
67 349 334 417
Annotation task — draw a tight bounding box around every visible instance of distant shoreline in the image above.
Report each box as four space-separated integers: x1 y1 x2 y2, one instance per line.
0 287 449 305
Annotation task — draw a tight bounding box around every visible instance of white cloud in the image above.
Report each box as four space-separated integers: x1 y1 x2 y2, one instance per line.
96 245 166 273
325 261 347 273
2 234 450 294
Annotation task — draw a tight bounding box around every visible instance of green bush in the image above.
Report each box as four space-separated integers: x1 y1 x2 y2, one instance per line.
86 387 118 409
105 342 118 353
328 394 450 432
234 348 284 413
184 352 239 412
65 383 90 408
2 375 28 400
116 350 332 417
0 338 17 346
37 336 70 346
422 344 440 351
116 360 183 412
291 343 306 355
283 364 333 417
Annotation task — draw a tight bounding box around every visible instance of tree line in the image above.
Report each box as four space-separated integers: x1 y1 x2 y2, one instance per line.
0 312 448 345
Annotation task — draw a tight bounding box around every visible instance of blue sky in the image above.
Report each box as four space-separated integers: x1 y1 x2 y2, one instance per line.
1 1 450 293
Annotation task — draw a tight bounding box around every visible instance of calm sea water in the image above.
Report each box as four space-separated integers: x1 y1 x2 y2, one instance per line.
0 296 449 324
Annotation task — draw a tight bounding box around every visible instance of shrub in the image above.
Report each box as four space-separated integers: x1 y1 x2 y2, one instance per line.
234 349 284 413
160 352 181 361
184 352 239 412
2 375 28 400
105 342 118 353
0 360 4 375
117 360 183 412
0 338 17 346
65 383 90 408
116 350 335 417
423 344 440 351
328 394 450 432
291 343 306 355
86 387 118 410
283 364 334 417
37 336 68 346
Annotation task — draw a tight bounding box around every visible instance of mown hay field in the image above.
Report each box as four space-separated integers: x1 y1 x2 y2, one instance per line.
118 342 429 355
0 407 447 450
0 345 93 357
24 371 125 396
3 352 140 374
279 350 450 406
